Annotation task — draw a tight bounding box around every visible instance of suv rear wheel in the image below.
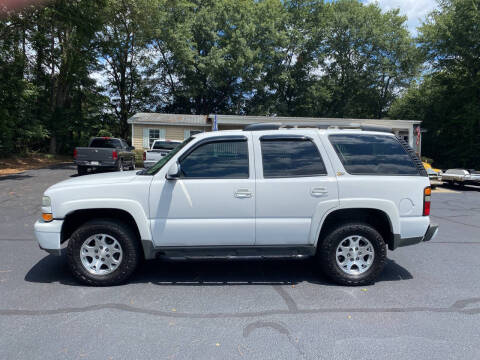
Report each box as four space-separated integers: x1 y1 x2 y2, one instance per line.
67 219 141 286
317 223 386 286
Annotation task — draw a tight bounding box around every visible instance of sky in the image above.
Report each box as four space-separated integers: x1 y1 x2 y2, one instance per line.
363 0 438 34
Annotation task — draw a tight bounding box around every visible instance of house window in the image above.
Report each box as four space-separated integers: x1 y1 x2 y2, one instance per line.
149 128 165 147
184 129 191 139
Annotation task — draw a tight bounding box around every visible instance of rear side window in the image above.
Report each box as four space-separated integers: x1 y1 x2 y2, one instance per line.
329 134 419 175
180 140 249 178
261 138 327 178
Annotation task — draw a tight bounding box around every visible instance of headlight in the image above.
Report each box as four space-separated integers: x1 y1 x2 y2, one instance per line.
42 196 51 207
41 196 53 222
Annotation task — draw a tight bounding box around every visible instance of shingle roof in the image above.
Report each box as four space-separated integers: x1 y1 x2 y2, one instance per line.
128 113 209 126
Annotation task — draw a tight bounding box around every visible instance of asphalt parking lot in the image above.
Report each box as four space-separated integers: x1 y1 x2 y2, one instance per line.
1 164 479 359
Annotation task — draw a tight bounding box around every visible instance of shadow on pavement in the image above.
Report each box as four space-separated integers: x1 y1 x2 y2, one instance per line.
46 163 75 170
0 173 33 181
25 255 412 287
440 183 480 192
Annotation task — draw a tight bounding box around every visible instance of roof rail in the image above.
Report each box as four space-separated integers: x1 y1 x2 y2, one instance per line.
243 122 394 133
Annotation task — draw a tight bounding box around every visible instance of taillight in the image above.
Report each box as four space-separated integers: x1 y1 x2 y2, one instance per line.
143 151 146 161
112 150 118 160
423 187 431 216
73 148 77 159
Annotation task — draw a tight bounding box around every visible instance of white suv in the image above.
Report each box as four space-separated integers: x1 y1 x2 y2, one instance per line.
34 124 438 286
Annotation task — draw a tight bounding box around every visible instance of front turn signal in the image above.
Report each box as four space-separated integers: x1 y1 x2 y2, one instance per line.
42 213 53 222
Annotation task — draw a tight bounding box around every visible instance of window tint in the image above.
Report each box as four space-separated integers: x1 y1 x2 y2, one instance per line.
180 140 249 178
329 134 419 175
153 141 180 150
261 139 327 178
90 138 121 148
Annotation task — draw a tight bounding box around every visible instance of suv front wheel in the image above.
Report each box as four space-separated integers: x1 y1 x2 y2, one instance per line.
317 223 387 286
67 219 141 286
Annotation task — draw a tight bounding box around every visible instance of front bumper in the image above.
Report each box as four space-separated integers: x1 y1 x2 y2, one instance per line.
34 219 64 255
390 223 439 250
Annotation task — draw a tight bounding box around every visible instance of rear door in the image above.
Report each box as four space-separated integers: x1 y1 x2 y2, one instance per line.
252 132 339 245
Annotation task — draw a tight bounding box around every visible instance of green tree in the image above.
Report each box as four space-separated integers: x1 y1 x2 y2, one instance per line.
147 0 289 115
96 0 158 139
391 0 480 168
320 0 420 118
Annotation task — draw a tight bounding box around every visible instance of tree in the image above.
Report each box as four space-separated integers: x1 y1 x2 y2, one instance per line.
246 0 328 116
147 0 289 115
319 0 419 119
96 0 155 139
391 0 480 168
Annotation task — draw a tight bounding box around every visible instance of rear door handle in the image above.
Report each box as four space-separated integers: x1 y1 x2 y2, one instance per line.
311 187 328 197
234 189 253 198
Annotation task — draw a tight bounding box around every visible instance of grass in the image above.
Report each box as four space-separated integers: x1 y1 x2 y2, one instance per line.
0 153 72 176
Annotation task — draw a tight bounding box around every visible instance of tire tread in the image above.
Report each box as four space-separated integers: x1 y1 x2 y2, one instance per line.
66 219 141 286
317 222 387 286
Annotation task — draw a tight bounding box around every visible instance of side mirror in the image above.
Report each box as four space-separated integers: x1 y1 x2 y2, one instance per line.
129 146 135 151
166 162 181 180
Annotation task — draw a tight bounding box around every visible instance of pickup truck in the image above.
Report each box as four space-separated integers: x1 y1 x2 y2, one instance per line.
73 137 136 176
143 139 182 168
442 169 480 186
35 124 438 286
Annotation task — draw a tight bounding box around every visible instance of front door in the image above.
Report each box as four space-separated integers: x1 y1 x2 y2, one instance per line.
149 135 255 247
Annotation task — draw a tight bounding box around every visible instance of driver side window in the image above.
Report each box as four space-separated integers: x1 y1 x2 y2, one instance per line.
179 140 249 179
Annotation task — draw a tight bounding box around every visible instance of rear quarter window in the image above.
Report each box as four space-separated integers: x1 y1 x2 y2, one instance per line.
329 134 419 175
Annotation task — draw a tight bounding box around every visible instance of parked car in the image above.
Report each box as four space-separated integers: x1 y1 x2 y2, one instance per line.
74 137 136 176
442 169 480 186
422 162 442 188
143 139 182 168
35 124 438 286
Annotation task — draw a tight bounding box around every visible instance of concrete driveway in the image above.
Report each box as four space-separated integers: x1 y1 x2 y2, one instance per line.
1 164 479 359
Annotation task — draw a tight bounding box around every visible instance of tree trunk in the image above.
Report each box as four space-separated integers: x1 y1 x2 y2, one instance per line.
49 136 57 154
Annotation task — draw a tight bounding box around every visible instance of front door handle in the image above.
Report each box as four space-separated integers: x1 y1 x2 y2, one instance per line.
311 187 328 197
234 189 253 198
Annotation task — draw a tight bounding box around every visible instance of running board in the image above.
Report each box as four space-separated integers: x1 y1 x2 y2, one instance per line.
144 244 316 260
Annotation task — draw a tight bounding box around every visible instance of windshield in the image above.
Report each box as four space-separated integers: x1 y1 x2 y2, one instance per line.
153 141 181 150
143 137 194 175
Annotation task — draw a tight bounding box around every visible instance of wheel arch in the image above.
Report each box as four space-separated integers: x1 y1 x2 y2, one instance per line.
61 208 146 247
315 207 395 251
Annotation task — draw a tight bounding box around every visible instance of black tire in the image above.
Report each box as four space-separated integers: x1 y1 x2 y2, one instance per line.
77 166 88 176
117 160 124 172
316 222 387 286
67 219 141 286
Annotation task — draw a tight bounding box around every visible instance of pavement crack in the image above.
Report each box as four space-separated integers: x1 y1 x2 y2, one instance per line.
0 298 479 318
244 320 308 359
272 285 299 312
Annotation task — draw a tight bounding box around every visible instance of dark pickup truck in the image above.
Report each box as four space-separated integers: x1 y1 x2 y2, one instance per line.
73 137 136 175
